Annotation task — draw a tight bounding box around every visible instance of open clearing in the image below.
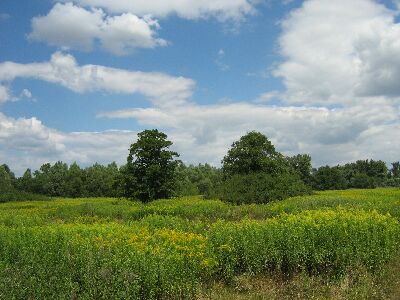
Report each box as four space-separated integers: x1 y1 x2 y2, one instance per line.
1 188 400 299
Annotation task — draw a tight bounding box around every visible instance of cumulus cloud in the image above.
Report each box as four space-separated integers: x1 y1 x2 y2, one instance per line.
94 0 400 169
60 0 257 22
0 52 195 107
274 0 400 105
29 3 166 55
98 98 400 166
2 99 400 174
0 113 65 158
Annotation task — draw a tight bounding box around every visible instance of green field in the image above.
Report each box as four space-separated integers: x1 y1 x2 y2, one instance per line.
1 188 400 299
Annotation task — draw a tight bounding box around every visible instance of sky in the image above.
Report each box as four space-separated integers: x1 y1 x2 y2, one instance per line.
1 0 400 175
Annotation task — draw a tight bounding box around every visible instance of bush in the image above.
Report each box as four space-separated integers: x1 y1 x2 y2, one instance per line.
220 132 311 204
219 172 310 204
384 178 400 187
0 190 49 203
350 173 375 189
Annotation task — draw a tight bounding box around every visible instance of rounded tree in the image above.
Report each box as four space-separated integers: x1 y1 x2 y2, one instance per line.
220 131 310 204
222 131 286 178
124 129 179 202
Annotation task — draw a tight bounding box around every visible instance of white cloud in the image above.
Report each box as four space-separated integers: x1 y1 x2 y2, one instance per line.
2 98 400 174
254 91 283 103
274 0 400 105
0 85 10 103
0 52 195 107
30 3 103 51
355 24 400 97
0 113 65 156
98 98 400 167
29 3 166 55
99 13 167 55
61 0 257 22
3 0 400 173
0 112 136 175
21 89 32 99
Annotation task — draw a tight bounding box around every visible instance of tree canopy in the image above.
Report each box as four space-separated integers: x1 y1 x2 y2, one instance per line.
221 131 286 178
220 131 310 204
124 129 179 202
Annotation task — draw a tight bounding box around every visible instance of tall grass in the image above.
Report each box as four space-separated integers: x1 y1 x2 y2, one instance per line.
209 209 399 279
0 188 399 298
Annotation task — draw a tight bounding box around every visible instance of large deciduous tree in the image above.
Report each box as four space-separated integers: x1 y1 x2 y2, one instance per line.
220 131 309 204
124 129 179 202
221 131 286 178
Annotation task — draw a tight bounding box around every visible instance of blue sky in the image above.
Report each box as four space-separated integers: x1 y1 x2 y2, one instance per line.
1 0 400 174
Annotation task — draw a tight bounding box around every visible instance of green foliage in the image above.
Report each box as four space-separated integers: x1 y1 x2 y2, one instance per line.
391 161 400 178
286 154 313 186
84 162 120 197
385 177 400 187
350 172 376 188
175 163 222 197
125 129 179 202
13 161 122 198
64 162 85 197
0 190 49 203
220 172 310 204
221 131 285 178
312 166 348 190
313 160 390 190
0 165 13 193
265 188 400 218
15 168 34 192
220 131 310 204
0 165 47 203
0 225 214 299
0 190 400 298
209 209 399 279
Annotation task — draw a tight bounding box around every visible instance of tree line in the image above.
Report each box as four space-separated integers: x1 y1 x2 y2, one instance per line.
0 160 222 201
1 129 399 203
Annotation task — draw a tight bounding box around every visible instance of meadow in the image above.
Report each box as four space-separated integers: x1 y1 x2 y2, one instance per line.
0 188 400 299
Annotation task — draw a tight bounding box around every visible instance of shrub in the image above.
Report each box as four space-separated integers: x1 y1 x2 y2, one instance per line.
220 131 311 204
219 172 310 204
350 173 375 189
0 190 49 203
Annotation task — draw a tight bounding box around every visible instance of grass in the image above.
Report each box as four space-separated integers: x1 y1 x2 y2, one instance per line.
0 188 399 299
